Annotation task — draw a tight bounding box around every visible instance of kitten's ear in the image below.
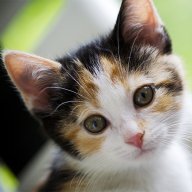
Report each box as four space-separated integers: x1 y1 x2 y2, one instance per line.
115 0 171 53
2 50 62 113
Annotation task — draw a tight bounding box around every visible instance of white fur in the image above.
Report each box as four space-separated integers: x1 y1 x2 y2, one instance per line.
75 146 192 192
73 57 192 191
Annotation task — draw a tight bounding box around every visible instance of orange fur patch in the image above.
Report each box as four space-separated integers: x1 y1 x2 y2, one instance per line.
64 124 105 156
77 67 100 108
100 56 130 91
152 94 180 113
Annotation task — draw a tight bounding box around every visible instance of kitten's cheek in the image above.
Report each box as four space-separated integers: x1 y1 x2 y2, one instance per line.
64 127 105 156
75 135 105 156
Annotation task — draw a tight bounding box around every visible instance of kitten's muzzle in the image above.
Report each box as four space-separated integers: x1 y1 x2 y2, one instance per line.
125 132 145 149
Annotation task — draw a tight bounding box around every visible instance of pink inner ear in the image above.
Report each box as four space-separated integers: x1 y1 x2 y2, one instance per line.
3 50 61 111
123 0 162 27
122 0 164 44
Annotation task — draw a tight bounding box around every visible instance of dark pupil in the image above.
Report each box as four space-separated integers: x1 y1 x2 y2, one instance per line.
141 92 146 99
84 116 106 134
92 120 98 129
139 87 151 104
134 86 154 107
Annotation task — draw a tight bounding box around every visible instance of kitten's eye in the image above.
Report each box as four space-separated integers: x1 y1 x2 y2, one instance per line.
84 115 107 134
134 85 155 108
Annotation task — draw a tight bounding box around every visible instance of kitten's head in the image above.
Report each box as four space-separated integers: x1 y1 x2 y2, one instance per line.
3 0 184 173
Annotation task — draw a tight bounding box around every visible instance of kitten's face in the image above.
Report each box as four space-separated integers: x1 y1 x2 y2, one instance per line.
2 0 184 173
60 49 183 172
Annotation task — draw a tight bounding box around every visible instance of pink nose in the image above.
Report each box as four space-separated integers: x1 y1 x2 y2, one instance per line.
126 133 144 148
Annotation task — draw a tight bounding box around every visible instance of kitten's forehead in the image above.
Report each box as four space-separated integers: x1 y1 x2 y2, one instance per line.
73 46 183 118
76 46 166 91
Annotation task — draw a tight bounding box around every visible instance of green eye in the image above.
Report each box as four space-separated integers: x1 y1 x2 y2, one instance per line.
134 85 155 108
84 115 107 134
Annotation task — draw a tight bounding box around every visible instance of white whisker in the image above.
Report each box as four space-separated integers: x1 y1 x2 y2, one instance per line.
51 100 84 115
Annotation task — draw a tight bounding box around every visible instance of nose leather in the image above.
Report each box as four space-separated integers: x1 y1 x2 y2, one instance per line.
126 133 144 148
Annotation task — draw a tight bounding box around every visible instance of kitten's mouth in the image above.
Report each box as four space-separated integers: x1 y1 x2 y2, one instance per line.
136 148 155 158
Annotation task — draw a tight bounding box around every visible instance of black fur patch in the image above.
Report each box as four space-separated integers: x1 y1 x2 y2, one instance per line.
39 169 79 192
155 69 183 95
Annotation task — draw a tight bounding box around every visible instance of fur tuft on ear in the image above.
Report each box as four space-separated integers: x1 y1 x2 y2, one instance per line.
2 50 62 112
114 0 172 53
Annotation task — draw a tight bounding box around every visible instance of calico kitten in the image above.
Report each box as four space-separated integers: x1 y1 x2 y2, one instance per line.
2 0 192 191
